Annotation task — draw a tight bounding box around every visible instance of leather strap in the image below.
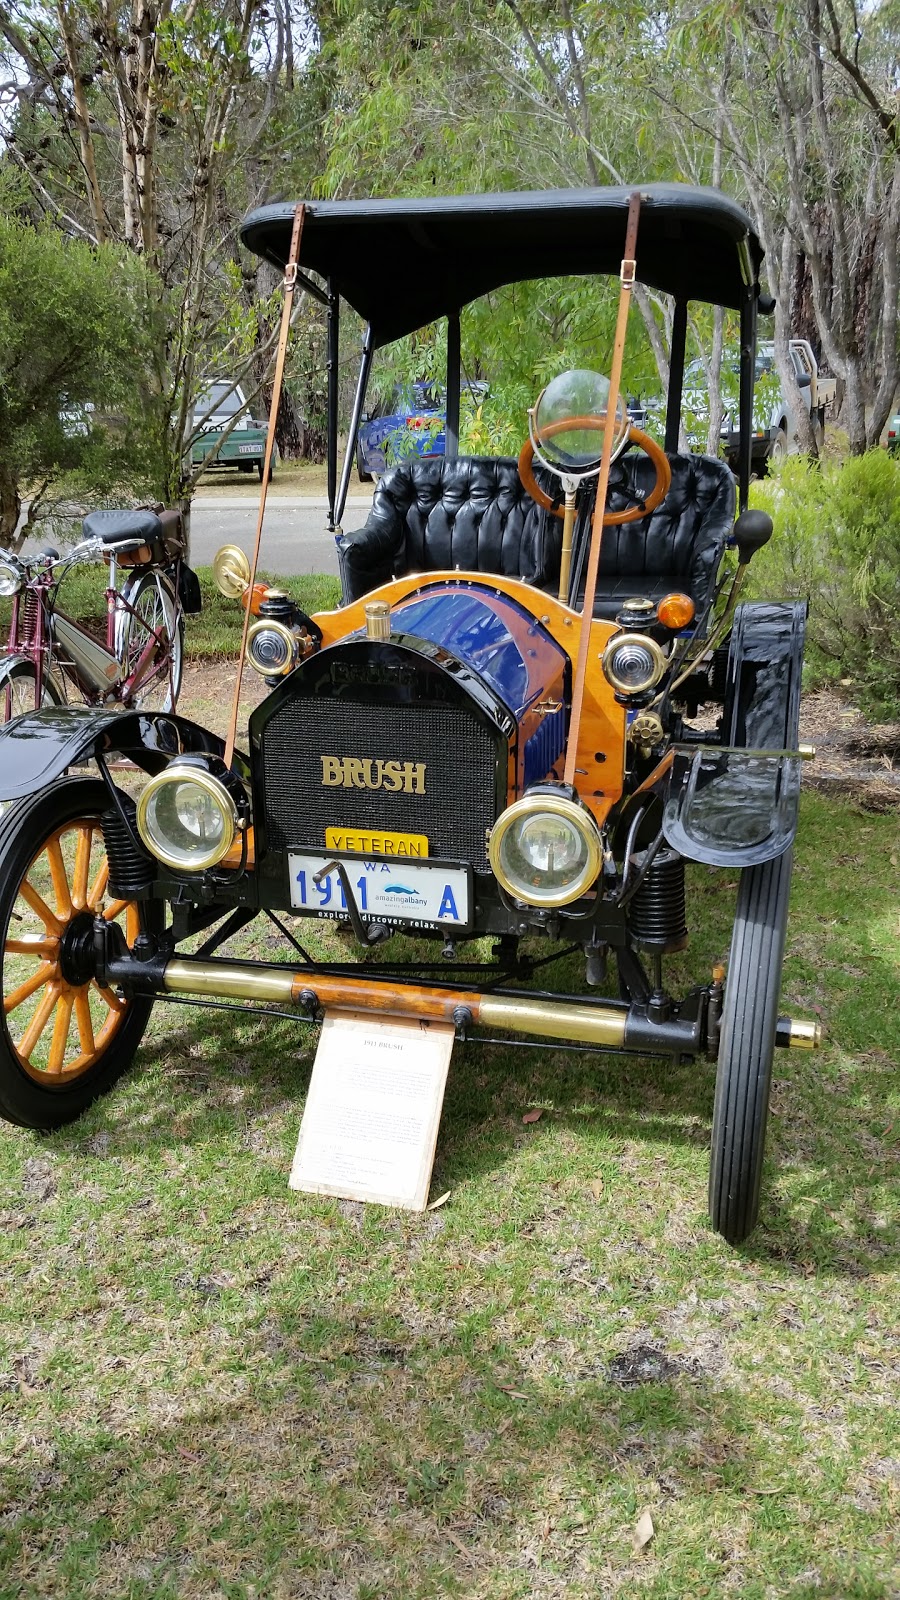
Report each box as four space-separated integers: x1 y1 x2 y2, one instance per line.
563 191 642 788
224 204 305 768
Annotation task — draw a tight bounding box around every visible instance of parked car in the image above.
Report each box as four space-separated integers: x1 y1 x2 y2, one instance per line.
887 412 899 454
0 184 821 1246
356 380 485 480
681 341 835 471
190 381 276 481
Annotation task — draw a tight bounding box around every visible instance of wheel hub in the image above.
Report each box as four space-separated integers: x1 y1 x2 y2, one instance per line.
58 911 98 988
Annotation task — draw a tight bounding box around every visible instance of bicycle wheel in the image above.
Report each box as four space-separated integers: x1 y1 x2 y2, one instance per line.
117 570 184 712
0 656 62 724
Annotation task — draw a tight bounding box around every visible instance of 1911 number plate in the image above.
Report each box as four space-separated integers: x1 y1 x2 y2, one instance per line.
288 852 471 931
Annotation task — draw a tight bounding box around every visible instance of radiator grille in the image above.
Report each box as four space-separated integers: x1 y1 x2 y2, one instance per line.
260 695 503 867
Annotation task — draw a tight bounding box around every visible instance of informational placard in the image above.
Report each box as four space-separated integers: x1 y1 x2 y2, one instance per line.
289 1011 454 1210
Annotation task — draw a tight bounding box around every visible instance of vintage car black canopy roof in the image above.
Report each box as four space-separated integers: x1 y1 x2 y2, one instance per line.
240 184 763 346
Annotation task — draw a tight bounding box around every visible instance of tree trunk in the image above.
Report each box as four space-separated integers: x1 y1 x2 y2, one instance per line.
0 467 21 548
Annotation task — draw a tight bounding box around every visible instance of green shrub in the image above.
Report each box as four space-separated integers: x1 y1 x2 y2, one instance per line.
749 451 900 718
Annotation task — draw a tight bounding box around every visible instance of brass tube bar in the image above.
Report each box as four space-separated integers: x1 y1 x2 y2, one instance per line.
557 487 577 604
162 959 627 1046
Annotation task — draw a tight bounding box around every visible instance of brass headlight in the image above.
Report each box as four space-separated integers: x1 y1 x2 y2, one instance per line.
601 631 666 695
136 761 239 871
246 618 298 677
489 792 602 907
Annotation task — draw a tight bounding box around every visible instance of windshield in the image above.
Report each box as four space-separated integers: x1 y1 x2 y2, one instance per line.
195 383 243 418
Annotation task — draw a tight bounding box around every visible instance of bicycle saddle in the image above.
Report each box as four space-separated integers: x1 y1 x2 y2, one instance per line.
82 509 163 544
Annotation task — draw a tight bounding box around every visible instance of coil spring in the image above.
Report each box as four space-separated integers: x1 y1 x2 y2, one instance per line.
709 645 730 703
628 848 688 952
101 796 155 897
19 589 38 642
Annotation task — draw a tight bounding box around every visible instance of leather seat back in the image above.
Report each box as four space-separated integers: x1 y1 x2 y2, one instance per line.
339 451 734 619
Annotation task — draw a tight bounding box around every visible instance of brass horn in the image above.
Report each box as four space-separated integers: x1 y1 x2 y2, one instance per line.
213 544 251 600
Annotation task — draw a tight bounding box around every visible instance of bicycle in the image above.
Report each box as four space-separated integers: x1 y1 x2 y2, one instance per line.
0 507 199 722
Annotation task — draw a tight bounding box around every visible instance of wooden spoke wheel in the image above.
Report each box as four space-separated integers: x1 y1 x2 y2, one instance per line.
0 778 155 1129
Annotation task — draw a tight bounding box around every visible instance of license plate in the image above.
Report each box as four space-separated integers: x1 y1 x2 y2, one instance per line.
324 827 428 858
289 852 471 931
237 442 259 454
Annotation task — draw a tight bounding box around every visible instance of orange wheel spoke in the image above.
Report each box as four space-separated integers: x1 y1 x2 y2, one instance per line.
4 963 57 1015
94 981 125 1015
46 990 74 1075
20 880 64 936
103 899 130 922
74 990 95 1056
18 983 60 1060
72 825 93 910
4 935 59 959
88 860 109 911
46 840 73 920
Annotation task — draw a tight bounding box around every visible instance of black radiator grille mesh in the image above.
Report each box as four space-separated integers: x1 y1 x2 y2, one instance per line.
260 696 502 867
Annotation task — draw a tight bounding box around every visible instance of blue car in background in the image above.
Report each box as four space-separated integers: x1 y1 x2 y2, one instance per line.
356 381 485 480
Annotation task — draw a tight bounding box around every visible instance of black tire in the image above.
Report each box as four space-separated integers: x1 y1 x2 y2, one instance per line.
0 779 155 1129
238 462 254 474
256 458 274 482
0 657 63 724
356 446 374 484
709 847 793 1244
117 570 184 712
768 426 789 470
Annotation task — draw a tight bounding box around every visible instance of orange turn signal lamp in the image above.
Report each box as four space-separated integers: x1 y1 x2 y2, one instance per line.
241 582 272 617
657 592 695 631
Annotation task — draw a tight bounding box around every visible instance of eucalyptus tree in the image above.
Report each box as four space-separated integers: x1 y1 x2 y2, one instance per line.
0 0 321 505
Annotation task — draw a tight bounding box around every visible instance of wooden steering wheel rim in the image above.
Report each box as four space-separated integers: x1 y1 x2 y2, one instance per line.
517 416 671 526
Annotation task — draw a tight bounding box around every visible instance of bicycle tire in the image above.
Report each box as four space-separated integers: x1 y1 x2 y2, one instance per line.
117 570 184 712
0 656 63 724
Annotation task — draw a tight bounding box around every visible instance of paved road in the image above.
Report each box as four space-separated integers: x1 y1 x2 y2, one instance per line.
188 495 374 576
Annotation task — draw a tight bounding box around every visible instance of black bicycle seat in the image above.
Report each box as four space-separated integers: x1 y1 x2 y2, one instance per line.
82 509 163 545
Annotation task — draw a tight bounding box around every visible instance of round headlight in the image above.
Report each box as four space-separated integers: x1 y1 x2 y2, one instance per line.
489 793 602 907
601 632 666 695
136 763 238 870
0 559 23 598
247 619 297 677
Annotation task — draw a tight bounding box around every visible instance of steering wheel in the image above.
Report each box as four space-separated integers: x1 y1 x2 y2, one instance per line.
517 415 671 526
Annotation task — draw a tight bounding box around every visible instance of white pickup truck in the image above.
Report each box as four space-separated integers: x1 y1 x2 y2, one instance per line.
683 339 837 471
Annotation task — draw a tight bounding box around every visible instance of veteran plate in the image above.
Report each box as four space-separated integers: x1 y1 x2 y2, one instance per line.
289 852 471 931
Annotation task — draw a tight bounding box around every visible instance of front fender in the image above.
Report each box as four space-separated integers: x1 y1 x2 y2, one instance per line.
0 705 240 802
663 600 807 867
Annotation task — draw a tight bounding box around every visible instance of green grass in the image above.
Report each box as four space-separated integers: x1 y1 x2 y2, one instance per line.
0 566 343 663
0 789 897 1596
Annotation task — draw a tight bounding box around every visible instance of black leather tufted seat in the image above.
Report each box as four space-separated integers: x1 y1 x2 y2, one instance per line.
338 451 735 620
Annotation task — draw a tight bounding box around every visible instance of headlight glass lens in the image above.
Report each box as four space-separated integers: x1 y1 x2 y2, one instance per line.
247 620 296 676
490 795 601 906
602 632 666 695
0 559 23 597
137 766 236 869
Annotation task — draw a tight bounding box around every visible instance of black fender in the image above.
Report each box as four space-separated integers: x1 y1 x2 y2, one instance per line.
663 601 807 867
0 705 244 803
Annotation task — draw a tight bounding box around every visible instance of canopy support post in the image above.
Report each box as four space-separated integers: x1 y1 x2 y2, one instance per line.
446 311 461 459
326 282 339 530
335 324 374 529
738 291 757 513
665 299 687 454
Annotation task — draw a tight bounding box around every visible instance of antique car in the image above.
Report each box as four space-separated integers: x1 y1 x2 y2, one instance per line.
0 185 820 1244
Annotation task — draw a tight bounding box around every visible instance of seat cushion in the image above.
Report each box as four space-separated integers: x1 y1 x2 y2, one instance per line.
82 508 163 545
339 451 735 619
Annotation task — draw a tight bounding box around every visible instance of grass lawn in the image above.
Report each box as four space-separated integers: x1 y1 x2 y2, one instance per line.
0 787 897 1598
